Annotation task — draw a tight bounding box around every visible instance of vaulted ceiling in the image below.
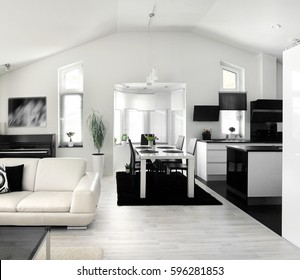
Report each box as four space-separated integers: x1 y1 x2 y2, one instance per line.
1 0 299 74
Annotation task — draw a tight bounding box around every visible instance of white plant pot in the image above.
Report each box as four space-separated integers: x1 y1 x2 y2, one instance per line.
68 141 74 147
148 140 154 147
92 153 105 178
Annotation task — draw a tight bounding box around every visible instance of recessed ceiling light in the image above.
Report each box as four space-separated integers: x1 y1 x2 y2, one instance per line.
271 24 282 30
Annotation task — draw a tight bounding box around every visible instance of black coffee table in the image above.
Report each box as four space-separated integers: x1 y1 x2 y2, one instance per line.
0 226 51 260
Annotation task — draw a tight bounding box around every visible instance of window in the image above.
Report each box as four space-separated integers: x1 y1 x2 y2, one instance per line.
114 109 122 144
150 110 167 143
172 110 184 145
58 62 83 146
220 61 244 91
125 110 145 143
222 68 237 90
220 61 246 138
220 110 245 136
114 109 168 144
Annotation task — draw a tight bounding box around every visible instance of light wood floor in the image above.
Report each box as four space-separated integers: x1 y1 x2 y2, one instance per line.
50 175 300 260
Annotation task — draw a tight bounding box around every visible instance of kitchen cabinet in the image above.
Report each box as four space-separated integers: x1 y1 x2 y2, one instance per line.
197 142 226 181
197 140 248 181
219 91 247 110
226 145 282 205
196 140 281 181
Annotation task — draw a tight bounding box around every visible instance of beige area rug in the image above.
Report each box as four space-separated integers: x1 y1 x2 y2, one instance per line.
35 246 103 260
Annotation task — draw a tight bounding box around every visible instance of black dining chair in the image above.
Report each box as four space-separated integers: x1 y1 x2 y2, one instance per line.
128 138 158 187
164 137 197 175
141 134 156 145
128 138 141 176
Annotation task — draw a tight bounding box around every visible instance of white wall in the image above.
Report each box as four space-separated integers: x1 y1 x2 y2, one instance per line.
0 32 272 174
277 62 283 99
257 53 278 99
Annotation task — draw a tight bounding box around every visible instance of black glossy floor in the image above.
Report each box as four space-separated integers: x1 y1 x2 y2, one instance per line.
202 180 282 236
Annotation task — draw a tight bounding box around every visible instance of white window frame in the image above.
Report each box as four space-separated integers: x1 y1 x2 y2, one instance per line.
220 61 246 138
59 63 83 93
220 61 245 92
58 62 84 147
117 109 169 144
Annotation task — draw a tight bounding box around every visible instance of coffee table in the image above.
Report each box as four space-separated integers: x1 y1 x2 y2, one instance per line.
0 226 51 260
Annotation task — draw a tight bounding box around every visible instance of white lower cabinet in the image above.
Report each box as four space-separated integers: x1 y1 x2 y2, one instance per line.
196 142 228 181
196 141 280 181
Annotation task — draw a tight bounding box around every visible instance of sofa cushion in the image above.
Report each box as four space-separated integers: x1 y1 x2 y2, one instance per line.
0 158 39 191
34 158 87 191
6 164 24 192
0 191 32 212
0 164 9 194
17 192 73 212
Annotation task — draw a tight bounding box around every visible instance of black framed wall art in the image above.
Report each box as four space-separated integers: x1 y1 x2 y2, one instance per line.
8 97 47 127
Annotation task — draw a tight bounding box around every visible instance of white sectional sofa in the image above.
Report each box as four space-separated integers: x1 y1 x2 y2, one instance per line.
0 157 100 228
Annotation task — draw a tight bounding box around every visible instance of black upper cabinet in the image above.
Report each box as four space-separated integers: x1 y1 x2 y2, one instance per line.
250 99 282 123
193 105 219 121
219 91 247 110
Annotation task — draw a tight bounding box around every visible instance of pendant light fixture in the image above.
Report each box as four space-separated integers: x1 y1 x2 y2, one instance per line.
146 5 158 86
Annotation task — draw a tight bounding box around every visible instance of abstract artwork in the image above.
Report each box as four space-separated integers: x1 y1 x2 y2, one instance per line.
8 97 47 127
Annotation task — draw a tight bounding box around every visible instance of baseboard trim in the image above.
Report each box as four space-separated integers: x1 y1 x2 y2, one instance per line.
248 196 282 205
207 175 226 181
67 226 87 230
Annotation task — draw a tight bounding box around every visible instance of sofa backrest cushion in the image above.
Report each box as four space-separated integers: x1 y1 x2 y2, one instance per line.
0 158 39 191
34 158 87 191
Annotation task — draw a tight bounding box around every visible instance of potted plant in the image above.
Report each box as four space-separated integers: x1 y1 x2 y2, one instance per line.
125 163 130 173
121 133 128 145
202 129 211 140
87 109 107 177
229 127 235 138
66 132 75 147
145 135 158 147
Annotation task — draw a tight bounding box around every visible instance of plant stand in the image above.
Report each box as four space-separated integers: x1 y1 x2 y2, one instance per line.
92 153 105 178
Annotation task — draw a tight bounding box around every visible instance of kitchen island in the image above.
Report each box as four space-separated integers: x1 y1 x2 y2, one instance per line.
196 139 253 181
226 145 282 205
196 139 280 181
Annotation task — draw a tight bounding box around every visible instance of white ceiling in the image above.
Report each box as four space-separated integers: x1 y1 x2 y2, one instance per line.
1 0 299 75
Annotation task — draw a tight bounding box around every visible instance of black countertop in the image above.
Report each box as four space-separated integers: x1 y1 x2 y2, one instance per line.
227 145 282 152
198 139 282 144
198 139 252 143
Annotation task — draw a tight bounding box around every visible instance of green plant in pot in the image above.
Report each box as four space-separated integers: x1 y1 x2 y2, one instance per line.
202 129 211 140
87 109 107 177
125 163 130 173
66 132 75 147
145 135 158 147
229 127 235 138
121 133 128 145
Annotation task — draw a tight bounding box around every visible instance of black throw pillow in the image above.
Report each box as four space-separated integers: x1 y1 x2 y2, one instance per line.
5 165 24 192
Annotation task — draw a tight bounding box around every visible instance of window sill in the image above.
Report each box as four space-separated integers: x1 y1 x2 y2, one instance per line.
58 145 83 148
